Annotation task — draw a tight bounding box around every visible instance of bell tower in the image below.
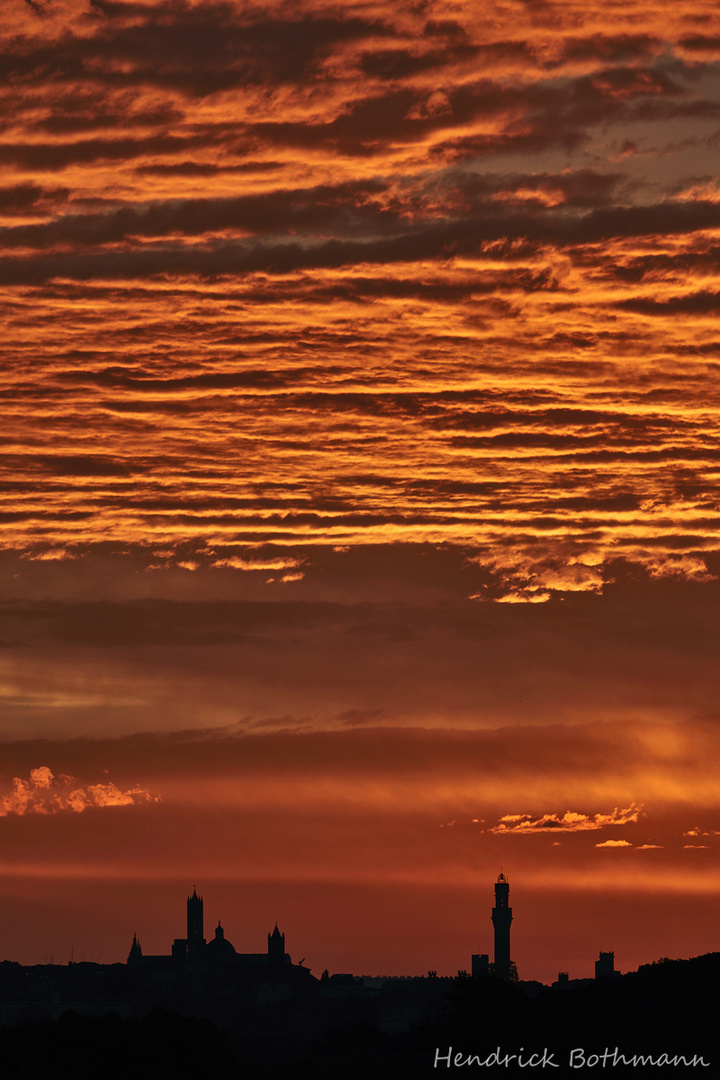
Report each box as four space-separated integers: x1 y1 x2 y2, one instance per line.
187 887 205 958
491 872 512 979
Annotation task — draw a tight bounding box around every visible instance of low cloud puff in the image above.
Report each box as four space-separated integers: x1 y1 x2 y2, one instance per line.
0 767 158 816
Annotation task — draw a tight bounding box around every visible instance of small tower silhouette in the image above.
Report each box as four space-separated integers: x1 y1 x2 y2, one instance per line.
268 923 285 963
595 951 615 979
491 872 513 980
127 933 142 965
187 887 205 958
471 953 490 978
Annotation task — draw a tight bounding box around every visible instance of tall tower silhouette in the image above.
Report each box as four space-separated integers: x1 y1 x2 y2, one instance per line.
491 872 512 979
187 887 205 958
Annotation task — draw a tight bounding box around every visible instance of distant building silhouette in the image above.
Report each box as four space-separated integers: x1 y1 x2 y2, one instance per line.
471 953 489 978
595 950 615 979
491 872 512 980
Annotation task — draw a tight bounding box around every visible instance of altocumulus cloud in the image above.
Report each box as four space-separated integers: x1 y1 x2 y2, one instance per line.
0 767 158 816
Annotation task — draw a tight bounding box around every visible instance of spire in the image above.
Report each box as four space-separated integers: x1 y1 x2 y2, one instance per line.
127 933 142 965
268 922 285 959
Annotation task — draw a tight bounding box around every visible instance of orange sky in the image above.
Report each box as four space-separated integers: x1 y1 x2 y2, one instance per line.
1 0 720 983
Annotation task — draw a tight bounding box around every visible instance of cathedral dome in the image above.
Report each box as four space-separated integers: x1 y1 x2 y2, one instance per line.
205 921 236 959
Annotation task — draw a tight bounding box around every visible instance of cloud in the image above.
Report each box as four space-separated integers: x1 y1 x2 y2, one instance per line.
3 191 720 286
616 290 720 316
0 597 347 648
135 161 286 177
596 839 632 847
0 179 395 249
491 805 642 834
4 2 394 97
211 556 303 571
21 548 76 562
0 183 69 216
0 766 157 816
3 0 720 731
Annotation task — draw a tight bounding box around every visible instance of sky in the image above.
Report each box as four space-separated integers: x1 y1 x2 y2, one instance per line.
1 0 720 983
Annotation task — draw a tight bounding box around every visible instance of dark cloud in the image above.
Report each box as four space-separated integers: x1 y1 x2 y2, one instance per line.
26 454 141 477
2 191 719 283
55 367 318 392
134 161 286 176
449 438 720 464
625 97 720 122
0 179 394 248
34 103 183 135
358 43 477 81
615 290 720 315
550 33 662 65
0 183 69 215
595 243 720 284
429 406 682 432
679 35 720 52
0 132 227 172
4 3 393 96
248 77 604 155
0 598 348 648
422 20 470 42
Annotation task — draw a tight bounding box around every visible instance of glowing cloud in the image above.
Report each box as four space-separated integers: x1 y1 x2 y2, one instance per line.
0 767 158 817
212 556 303 571
596 840 633 848
490 805 642 834
20 548 76 562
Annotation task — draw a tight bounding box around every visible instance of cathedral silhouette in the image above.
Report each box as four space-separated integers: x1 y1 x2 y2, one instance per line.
126 887 313 985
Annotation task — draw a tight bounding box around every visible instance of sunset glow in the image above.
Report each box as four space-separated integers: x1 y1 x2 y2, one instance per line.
1 0 720 984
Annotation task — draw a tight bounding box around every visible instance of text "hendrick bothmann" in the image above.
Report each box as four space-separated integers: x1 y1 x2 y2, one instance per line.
434 1047 710 1069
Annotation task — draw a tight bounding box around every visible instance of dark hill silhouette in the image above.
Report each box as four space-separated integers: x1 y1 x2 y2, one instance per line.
1 958 715 1080
0 1009 236 1080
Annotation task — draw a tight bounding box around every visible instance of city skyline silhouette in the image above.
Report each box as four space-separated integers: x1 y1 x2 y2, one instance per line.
0 871 699 988
0 872 716 1079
